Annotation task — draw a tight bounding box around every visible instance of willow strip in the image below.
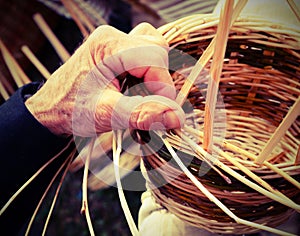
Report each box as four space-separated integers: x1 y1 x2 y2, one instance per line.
113 130 139 236
256 96 300 164
21 45 51 80
184 124 300 189
203 0 234 152
175 0 247 106
160 133 295 236
0 79 9 100
296 146 300 165
81 138 96 236
0 139 74 215
33 13 70 62
287 0 300 22
61 0 90 37
0 40 31 87
25 150 75 236
41 153 74 236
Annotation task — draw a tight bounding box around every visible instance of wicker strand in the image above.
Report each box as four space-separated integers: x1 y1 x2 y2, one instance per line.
0 79 9 101
41 152 74 236
296 146 300 165
184 124 300 189
203 0 234 152
175 0 247 106
0 139 74 216
33 13 70 62
21 45 51 80
81 138 96 236
0 40 31 87
61 0 90 37
287 0 300 22
177 131 300 211
160 132 295 236
113 130 139 236
256 96 300 164
25 149 76 236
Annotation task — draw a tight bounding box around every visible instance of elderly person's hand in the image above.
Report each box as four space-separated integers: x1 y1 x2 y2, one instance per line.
25 23 185 137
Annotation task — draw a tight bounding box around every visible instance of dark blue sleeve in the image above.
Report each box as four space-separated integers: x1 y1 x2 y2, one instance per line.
0 83 73 235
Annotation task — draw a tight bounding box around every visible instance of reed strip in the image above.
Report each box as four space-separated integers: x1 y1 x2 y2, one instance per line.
0 139 74 215
184 125 300 189
21 45 51 80
41 152 74 236
175 0 247 106
69 0 97 31
287 0 300 22
180 131 300 210
61 0 90 37
0 73 14 95
216 148 299 208
81 138 96 236
33 13 70 62
296 146 300 165
0 40 31 87
160 133 295 236
25 149 75 236
256 96 300 164
0 79 9 100
203 0 234 152
113 130 139 236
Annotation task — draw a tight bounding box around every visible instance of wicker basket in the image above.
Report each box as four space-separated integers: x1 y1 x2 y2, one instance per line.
140 13 300 235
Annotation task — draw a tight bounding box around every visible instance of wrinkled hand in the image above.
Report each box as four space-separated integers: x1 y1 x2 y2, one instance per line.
25 23 185 137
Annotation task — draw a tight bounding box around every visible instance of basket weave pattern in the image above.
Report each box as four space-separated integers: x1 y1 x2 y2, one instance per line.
141 15 300 234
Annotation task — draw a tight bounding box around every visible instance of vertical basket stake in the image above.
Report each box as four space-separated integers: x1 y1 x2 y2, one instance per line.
175 0 247 107
203 0 234 152
255 96 300 164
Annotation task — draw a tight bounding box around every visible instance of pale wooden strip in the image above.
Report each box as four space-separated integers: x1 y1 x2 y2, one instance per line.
217 148 300 209
0 73 14 95
113 130 139 236
184 125 300 189
295 145 300 165
0 140 74 216
69 0 98 31
0 79 9 100
287 0 300 22
40 153 74 236
160 133 295 236
33 13 70 62
256 96 300 164
61 0 89 37
25 150 75 236
203 0 234 152
81 138 96 236
175 0 247 106
21 45 51 80
0 40 31 87
181 133 300 210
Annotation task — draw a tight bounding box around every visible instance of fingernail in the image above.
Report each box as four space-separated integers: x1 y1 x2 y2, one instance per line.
163 108 185 129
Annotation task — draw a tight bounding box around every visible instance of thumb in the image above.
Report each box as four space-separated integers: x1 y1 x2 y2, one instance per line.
111 94 185 130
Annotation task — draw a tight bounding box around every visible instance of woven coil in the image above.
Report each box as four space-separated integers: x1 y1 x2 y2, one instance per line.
140 14 300 234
